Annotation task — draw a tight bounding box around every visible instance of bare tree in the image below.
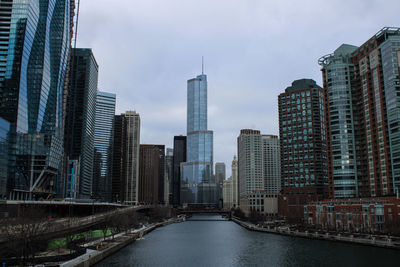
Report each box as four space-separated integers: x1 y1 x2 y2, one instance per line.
0 206 51 266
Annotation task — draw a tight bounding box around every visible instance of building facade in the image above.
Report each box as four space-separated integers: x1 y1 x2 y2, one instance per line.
181 73 215 206
0 0 74 200
231 155 239 207
0 117 10 199
215 162 226 207
64 48 98 199
139 144 165 204
93 91 116 202
319 27 400 198
111 111 140 204
172 135 186 206
165 148 173 204
223 177 233 209
278 79 328 222
237 130 279 215
262 135 281 195
304 197 400 233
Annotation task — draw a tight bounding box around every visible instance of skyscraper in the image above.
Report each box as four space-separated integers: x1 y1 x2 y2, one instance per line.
238 129 263 213
111 111 140 204
181 73 215 206
0 0 74 200
172 135 186 206
319 27 400 198
139 144 165 204
237 130 280 215
262 135 281 195
278 79 327 222
64 48 98 199
93 91 116 202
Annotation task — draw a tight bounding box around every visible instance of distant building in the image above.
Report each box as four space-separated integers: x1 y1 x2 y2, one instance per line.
0 117 10 199
215 162 226 207
319 27 400 198
278 79 328 222
139 145 165 204
223 177 233 209
215 163 226 185
165 148 173 204
231 156 239 208
181 73 216 206
223 156 239 210
93 91 116 202
64 48 98 199
172 135 186 206
237 130 279 216
111 111 140 204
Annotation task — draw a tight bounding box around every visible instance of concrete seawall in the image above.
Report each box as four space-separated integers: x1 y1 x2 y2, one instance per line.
232 217 400 250
62 217 185 267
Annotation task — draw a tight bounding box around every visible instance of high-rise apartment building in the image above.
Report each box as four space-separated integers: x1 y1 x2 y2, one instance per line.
262 135 281 194
64 48 98 199
181 73 215 206
237 130 279 215
93 91 116 202
278 79 327 222
0 0 74 200
319 27 400 198
139 144 165 204
172 135 186 206
111 111 140 204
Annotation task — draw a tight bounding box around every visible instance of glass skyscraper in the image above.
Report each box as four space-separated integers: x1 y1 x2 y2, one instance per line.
93 91 116 202
64 48 98 199
181 74 215 206
0 0 74 199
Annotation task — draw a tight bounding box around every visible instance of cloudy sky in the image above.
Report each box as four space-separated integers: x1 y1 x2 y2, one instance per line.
77 0 399 177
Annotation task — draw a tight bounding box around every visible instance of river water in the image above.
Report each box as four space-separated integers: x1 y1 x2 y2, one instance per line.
96 214 398 267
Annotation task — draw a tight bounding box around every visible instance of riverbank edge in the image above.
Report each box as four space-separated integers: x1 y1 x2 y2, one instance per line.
68 216 185 267
231 217 400 250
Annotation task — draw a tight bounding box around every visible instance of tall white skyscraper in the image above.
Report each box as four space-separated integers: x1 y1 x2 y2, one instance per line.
237 130 280 215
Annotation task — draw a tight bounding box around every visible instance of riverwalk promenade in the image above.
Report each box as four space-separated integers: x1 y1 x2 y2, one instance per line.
232 217 400 250
57 216 185 267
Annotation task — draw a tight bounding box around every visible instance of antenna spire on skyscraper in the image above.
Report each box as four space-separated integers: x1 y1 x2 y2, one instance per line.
202 56 204 75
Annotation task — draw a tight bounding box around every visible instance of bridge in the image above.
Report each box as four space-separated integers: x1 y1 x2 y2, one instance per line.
179 209 231 215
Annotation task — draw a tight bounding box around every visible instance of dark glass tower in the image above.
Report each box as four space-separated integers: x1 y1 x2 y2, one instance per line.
181 74 215 206
64 48 98 199
0 0 74 200
172 135 186 206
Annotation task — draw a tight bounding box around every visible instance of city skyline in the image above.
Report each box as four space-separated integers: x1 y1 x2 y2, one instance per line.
76 0 400 176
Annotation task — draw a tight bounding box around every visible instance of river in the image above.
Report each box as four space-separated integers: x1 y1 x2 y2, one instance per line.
96 214 398 267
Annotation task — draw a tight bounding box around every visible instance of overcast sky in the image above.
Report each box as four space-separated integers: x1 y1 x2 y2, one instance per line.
77 0 400 177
